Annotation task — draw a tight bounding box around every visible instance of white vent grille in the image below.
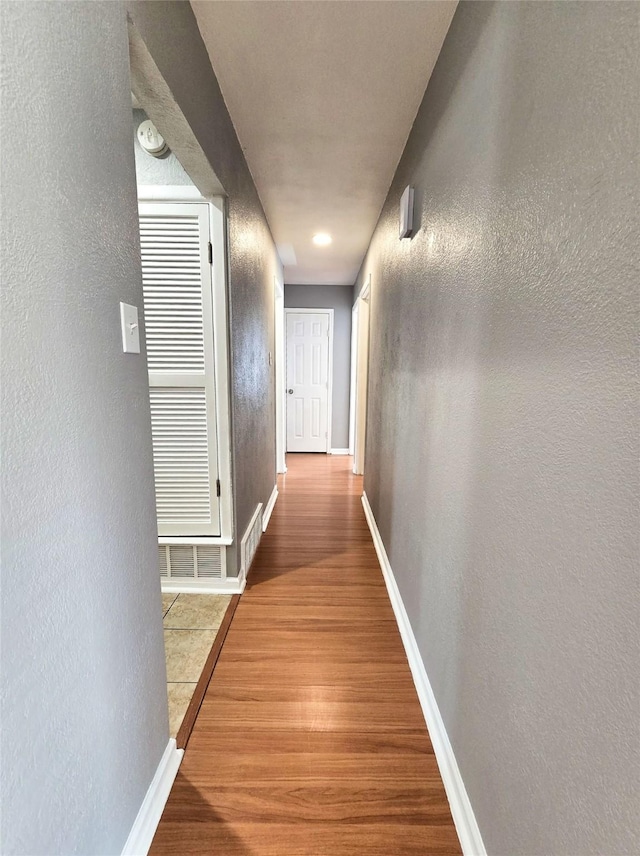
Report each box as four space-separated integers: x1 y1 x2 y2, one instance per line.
159 544 224 580
168 545 196 578
149 388 211 524
241 504 263 578
159 547 168 578
139 214 205 374
195 546 223 579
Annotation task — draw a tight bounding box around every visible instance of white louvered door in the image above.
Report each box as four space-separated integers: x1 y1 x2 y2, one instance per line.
139 202 220 536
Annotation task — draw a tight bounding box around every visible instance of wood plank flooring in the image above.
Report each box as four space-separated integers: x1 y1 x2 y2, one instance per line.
150 454 461 855
176 594 241 749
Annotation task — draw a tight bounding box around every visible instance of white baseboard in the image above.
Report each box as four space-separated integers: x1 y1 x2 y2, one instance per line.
122 738 183 856
330 448 350 455
161 573 245 595
262 485 278 531
361 493 486 856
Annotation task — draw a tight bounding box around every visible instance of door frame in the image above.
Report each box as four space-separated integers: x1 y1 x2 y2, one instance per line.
284 308 334 454
349 302 358 456
208 197 234 540
274 276 287 473
351 275 371 475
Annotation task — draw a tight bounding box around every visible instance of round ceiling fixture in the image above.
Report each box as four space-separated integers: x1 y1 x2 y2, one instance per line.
312 233 332 246
137 119 169 157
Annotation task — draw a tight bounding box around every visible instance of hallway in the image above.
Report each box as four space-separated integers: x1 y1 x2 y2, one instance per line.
150 454 461 855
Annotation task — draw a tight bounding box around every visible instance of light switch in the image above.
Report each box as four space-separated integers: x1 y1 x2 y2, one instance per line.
120 302 140 354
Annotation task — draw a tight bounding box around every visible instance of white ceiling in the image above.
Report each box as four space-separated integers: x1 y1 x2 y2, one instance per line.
191 1 456 285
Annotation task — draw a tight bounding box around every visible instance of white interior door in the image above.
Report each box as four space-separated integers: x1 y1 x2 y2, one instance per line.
286 311 331 453
139 202 221 536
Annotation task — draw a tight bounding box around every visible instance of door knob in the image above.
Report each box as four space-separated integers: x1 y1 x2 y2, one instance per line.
287 389 294 394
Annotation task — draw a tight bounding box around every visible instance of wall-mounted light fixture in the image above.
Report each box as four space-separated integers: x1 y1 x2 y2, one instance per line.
399 185 414 239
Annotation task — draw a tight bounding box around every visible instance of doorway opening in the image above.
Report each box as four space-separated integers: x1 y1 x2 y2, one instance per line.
274 277 287 473
285 309 334 453
349 276 371 475
128 27 238 748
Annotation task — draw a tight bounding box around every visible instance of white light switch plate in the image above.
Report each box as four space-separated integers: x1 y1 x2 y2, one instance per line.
120 302 140 354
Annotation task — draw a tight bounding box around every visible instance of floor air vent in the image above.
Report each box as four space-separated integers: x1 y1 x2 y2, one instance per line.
159 544 224 580
241 504 263 579
159 547 168 578
195 546 223 579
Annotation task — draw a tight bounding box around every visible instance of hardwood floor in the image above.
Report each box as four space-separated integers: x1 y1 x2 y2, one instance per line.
150 454 461 855
176 594 241 750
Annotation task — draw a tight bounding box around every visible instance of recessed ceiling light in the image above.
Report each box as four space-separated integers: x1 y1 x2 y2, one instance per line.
312 233 332 246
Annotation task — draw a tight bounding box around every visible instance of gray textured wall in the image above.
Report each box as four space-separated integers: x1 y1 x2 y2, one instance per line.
285 285 353 449
128 2 280 571
132 107 193 186
0 3 169 853
355 3 639 854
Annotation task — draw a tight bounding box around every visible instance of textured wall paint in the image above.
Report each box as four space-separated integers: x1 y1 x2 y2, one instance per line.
132 107 193 186
128 2 280 572
285 285 353 449
0 3 169 854
354 3 639 854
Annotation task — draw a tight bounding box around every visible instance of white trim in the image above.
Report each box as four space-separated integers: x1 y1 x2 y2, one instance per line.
208 197 234 542
330 448 350 455
158 536 232 546
161 573 245 595
349 301 358 456
285 308 334 453
274 277 287 474
361 492 486 856
136 184 203 201
121 738 183 856
352 277 371 475
262 485 278 532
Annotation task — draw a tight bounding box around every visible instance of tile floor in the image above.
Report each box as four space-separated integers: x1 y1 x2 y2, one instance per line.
162 593 232 737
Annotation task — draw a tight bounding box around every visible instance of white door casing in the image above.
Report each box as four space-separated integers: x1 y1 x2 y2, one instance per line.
139 201 221 536
274 278 287 473
353 276 371 475
285 310 333 453
349 301 358 456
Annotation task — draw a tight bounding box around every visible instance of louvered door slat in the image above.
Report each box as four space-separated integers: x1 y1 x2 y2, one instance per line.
150 388 211 523
140 211 205 374
139 202 220 537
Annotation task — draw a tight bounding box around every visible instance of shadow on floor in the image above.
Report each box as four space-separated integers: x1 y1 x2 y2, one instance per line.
151 772 254 855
